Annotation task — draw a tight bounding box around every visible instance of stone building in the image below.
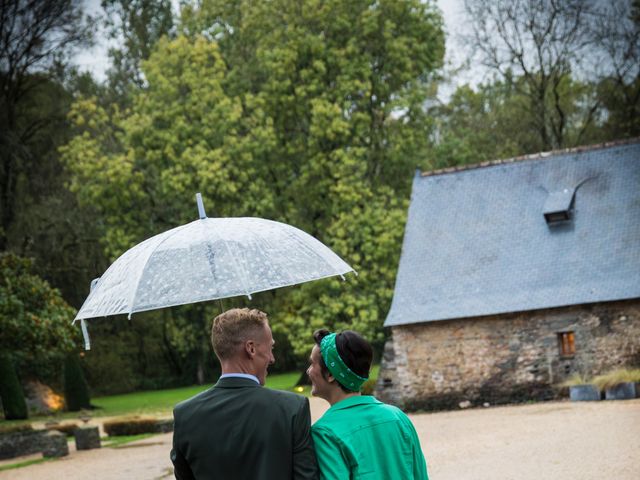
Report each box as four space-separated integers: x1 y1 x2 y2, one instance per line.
375 140 640 410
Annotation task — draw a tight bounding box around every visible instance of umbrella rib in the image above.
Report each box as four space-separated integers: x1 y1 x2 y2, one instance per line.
127 222 194 318
213 219 254 299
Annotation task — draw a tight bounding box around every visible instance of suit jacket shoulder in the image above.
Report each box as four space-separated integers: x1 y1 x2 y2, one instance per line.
171 379 318 480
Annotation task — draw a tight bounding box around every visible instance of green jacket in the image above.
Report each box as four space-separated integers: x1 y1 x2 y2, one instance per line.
311 396 428 480
171 377 318 480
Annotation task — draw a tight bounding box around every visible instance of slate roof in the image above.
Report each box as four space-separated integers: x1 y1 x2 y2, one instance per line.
384 140 640 327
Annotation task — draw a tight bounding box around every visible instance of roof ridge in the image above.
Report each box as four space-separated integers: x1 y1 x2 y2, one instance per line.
420 137 640 177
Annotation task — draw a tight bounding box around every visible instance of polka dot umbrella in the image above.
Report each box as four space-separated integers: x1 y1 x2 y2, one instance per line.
74 194 355 349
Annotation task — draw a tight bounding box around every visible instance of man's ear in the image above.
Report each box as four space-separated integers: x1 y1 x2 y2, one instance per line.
244 340 256 358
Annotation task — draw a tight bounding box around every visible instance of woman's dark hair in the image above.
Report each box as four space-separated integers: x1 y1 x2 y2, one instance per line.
313 329 373 392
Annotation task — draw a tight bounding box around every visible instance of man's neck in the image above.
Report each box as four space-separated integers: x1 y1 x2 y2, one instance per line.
220 359 254 377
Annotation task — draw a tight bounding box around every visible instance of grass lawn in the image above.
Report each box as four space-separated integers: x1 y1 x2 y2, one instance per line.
101 433 155 448
92 366 378 417
91 370 309 417
0 458 53 472
1 366 380 423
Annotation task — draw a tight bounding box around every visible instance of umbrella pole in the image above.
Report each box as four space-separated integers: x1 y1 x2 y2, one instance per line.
218 299 224 314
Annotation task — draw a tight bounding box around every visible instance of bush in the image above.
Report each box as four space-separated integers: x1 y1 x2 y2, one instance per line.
63 355 91 411
0 353 28 420
592 369 640 391
559 373 591 388
103 416 161 436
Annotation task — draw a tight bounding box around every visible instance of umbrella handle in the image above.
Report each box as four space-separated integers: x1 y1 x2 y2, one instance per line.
80 319 91 351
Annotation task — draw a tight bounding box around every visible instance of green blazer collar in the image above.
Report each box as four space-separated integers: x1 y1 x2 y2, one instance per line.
214 377 262 389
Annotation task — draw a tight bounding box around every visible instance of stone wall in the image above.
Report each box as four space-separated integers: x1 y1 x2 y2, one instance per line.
0 430 49 460
375 299 640 411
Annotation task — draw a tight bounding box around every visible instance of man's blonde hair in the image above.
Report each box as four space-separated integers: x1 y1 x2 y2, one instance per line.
211 308 269 359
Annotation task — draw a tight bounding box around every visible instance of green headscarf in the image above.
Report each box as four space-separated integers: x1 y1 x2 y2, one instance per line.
320 333 368 391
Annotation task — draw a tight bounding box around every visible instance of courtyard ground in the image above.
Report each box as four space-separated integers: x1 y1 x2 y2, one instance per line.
1 397 638 480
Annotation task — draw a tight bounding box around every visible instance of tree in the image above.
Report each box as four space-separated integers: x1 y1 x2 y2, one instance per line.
0 0 92 250
462 0 597 150
0 253 83 417
63 354 91 411
0 352 28 419
101 0 175 103
0 1 105 309
0 253 80 368
183 0 445 354
62 35 268 383
428 73 606 169
589 0 640 138
62 0 445 375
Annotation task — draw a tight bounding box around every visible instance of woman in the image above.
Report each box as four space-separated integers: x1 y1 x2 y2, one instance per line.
307 329 429 479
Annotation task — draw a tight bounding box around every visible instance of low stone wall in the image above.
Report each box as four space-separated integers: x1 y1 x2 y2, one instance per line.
376 299 640 410
0 430 49 460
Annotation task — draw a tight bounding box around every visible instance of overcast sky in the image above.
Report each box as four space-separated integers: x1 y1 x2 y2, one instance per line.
74 0 474 95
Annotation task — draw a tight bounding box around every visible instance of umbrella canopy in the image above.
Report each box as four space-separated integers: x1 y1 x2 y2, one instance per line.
75 217 354 323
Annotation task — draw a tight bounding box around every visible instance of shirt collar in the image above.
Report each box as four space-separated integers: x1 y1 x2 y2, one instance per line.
328 395 381 412
219 373 260 384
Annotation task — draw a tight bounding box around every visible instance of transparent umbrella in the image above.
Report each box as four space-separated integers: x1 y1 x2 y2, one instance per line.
74 194 355 349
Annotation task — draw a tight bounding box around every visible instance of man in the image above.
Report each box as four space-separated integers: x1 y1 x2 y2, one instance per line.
307 329 429 479
171 308 318 480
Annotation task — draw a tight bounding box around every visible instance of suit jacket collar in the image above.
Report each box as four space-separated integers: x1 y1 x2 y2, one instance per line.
214 377 262 389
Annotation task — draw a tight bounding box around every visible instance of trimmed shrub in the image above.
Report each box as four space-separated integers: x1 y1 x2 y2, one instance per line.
0 423 33 435
63 355 91 411
103 416 161 436
0 353 28 420
46 422 79 436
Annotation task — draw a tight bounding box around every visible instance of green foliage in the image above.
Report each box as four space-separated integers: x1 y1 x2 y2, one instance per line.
451 0 640 164
0 1 103 310
596 77 640 140
80 311 210 395
102 0 175 102
61 0 446 376
0 353 28 420
427 70 632 170
0 254 80 376
63 355 91 411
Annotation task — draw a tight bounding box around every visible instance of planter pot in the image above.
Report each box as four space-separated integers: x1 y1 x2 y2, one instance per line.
605 382 637 400
569 384 601 401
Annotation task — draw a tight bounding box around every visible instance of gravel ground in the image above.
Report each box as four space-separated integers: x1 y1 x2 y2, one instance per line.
1 397 638 480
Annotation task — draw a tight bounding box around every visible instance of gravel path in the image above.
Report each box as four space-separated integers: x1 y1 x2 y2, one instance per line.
1 398 638 479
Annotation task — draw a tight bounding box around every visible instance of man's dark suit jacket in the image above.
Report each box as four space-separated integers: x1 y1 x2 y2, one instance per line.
171 377 319 480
